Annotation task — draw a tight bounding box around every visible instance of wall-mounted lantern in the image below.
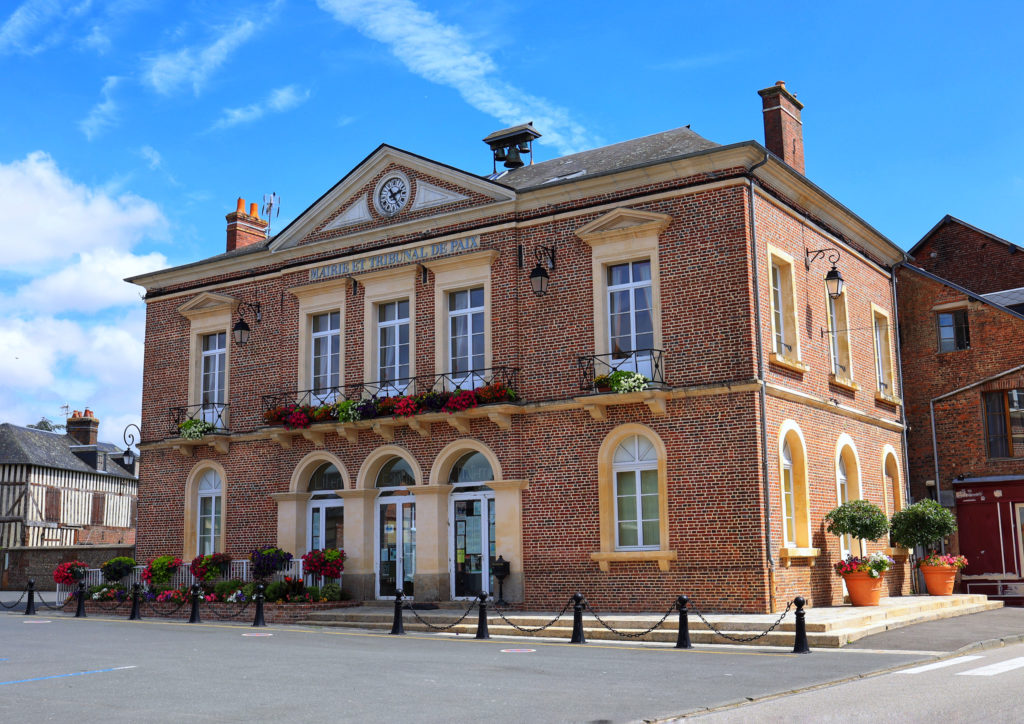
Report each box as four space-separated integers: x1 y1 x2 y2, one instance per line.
232 301 262 345
805 247 844 299
121 423 141 467
529 246 556 297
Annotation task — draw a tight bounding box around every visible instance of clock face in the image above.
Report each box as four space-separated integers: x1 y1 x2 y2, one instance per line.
376 175 409 216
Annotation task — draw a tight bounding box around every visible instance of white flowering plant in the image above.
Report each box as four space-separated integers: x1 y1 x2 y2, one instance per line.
608 370 649 393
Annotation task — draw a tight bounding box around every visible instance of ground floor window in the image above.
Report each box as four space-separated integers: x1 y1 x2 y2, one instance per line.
197 469 222 555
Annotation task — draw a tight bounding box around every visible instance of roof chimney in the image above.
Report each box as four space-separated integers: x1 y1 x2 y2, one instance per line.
226 197 269 252
66 409 99 447
757 81 805 175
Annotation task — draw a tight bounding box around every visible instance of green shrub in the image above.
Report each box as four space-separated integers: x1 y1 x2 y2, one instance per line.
306 586 321 601
824 500 890 542
242 582 259 599
214 579 245 598
264 581 287 602
321 582 342 601
890 499 958 551
101 556 137 582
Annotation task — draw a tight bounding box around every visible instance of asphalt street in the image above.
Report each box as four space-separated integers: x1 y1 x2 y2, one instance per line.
0 611 926 723
691 640 1024 723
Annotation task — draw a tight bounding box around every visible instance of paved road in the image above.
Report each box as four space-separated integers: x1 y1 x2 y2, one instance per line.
0 612 926 723
846 607 1024 652
691 640 1024 722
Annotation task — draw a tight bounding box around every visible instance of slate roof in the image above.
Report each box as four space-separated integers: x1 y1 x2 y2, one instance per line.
497 126 720 190
0 423 136 479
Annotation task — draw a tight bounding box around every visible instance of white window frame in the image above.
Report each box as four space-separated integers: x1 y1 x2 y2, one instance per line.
771 262 788 355
606 260 654 378
377 299 411 396
871 304 896 400
781 441 796 547
196 470 222 556
200 332 226 426
612 435 660 551
448 287 486 388
310 311 341 403
308 498 344 551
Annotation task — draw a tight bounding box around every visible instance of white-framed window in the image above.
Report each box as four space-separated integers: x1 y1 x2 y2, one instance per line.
873 310 895 395
836 455 852 557
311 311 341 402
378 300 411 395
307 463 343 551
771 262 787 355
612 434 659 550
607 260 653 377
781 441 796 546
201 332 226 425
448 287 485 386
196 469 222 556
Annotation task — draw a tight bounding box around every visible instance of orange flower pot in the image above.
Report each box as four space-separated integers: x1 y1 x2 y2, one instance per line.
920 564 958 596
842 570 885 606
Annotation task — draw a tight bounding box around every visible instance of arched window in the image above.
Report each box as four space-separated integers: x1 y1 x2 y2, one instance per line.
448 451 494 486
307 463 344 551
884 452 902 515
778 421 812 556
612 435 659 549
197 469 222 556
377 457 414 488
835 440 862 556
309 463 342 492
781 441 796 546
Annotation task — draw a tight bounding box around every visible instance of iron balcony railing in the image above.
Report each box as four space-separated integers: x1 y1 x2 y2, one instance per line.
577 349 665 392
261 366 521 423
169 403 229 436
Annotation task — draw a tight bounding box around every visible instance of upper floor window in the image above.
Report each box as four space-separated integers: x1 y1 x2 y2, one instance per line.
449 287 485 384
827 289 852 381
612 434 659 550
608 261 653 363
872 307 896 399
311 312 341 397
937 309 970 352
378 300 411 394
985 389 1024 459
767 249 801 368
196 469 222 556
201 332 226 424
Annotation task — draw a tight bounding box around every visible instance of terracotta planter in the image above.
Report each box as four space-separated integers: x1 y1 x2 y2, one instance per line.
920 563 958 595
842 570 885 606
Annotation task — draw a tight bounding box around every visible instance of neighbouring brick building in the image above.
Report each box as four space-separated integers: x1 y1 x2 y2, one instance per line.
128 82 910 613
897 217 1024 602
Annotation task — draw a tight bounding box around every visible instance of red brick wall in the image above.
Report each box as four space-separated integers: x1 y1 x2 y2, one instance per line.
911 219 1024 294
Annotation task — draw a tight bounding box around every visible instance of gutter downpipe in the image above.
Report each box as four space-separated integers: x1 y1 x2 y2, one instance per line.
889 267 913 509
748 154 775 611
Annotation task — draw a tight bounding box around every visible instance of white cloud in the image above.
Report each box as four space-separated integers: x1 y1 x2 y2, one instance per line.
0 151 167 270
139 145 161 169
79 75 120 140
0 0 93 55
315 0 597 155
143 5 279 96
211 84 310 130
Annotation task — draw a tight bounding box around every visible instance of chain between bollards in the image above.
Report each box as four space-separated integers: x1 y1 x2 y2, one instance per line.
792 596 810 654
252 584 266 627
390 589 405 635
128 583 142 621
475 592 490 639
74 582 87 618
569 592 586 644
675 595 692 649
187 583 202 624
24 579 37 616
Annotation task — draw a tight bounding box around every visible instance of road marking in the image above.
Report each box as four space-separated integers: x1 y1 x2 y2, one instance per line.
896 656 983 674
500 648 536 653
0 665 136 687
242 632 273 637
23 620 51 624
957 656 1024 677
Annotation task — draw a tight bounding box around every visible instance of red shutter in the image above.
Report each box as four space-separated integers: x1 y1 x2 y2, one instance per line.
91 493 105 525
44 488 61 522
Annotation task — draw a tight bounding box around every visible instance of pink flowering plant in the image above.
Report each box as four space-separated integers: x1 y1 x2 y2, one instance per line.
301 548 345 579
443 389 478 414
833 552 895 578
53 560 88 585
918 553 968 569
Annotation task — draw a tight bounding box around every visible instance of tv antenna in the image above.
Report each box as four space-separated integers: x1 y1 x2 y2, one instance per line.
262 192 280 238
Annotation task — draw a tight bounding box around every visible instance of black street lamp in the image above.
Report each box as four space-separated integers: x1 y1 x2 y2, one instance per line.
122 423 141 467
529 245 556 297
805 247 845 300
232 301 262 345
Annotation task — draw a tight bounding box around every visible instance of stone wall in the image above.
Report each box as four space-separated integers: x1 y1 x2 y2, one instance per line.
2 544 135 591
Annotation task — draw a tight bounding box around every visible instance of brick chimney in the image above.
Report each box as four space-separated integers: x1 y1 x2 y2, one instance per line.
226 198 269 252
66 409 99 447
757 81 805 175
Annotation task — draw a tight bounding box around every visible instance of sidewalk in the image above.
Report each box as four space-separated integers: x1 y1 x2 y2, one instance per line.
847 606 1024 652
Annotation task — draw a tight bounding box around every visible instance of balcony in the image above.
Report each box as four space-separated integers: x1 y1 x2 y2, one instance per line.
575 349 669 420
168 403 230 456
260 366 522 446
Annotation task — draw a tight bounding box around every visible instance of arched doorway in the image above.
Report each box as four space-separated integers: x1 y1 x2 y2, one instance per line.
307 463 343 551
375 456 416 599
448 451 495 599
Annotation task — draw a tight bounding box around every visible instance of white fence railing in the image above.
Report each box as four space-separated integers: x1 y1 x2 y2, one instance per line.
57 559 341 599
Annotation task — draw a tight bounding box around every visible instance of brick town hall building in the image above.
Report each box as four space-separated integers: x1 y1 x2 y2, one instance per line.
129 83 911 612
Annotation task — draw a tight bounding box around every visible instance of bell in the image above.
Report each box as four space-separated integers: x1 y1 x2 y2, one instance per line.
493 147 507 162
504 146 523 168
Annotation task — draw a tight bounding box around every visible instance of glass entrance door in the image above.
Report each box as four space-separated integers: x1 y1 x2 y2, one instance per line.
451 493 495 599
377 496 415 598
308 500 343 551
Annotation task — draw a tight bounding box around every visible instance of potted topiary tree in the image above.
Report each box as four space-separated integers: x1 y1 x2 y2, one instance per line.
824 499 894 606
889 499 964 596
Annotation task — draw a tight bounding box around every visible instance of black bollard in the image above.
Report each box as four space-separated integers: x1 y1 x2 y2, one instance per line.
24 579 37 616
75 581 87 618
187 584 202 624
128 583 142 621
390 589 405 635
792 596 810 654
475 592 490 640
570 592 586 644
252 584 266 627
675 595 693 649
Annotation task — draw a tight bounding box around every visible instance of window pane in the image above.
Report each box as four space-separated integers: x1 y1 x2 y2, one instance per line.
397 300 409 319
617 493 637 523
640 492 659 520
608 263 630 286
636 437 656 462
449 290 466 311
618 521 638 548
641 520 659 546
472 311 484 334
616 470 636 497
470 287 484 308
613 439 635 463
330 311 340 329
986 392 1010 458
1010 389 1024 458
311 508 321 550
632 260 651 282
640 469 658 495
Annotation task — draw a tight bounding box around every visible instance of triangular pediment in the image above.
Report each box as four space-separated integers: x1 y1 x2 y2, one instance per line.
270 146 515 252
575 207 673 245
178 292 238 320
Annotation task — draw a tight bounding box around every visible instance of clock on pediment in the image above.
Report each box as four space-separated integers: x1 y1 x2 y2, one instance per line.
373 171 411 217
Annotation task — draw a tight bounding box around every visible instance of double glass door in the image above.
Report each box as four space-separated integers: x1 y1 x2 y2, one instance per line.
308 499 343 551
377 496 415 598
451 492 495 599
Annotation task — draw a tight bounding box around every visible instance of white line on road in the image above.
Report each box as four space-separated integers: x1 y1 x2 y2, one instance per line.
957 657 1024 677
895 656 983 674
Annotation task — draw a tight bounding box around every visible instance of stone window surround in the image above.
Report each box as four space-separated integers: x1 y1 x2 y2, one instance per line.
290 279 349 392
765 244 808 374
355 267 418 389
424 250 497 379
825 285 858 391
778 420 816 565
871 303 900 404
178 293 237 427
835 434 864 557
183 461 227 560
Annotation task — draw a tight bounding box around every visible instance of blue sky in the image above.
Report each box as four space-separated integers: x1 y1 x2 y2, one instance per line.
1 0 1022 443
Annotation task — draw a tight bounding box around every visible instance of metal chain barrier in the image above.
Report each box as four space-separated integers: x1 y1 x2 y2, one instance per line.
142 597 191 618
491 596 574 634
403 599 477 631
584 598 677 639
33 591 66 610
688 599 793 643
205 597 254 620
0 588 27 610
91 596 131 613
